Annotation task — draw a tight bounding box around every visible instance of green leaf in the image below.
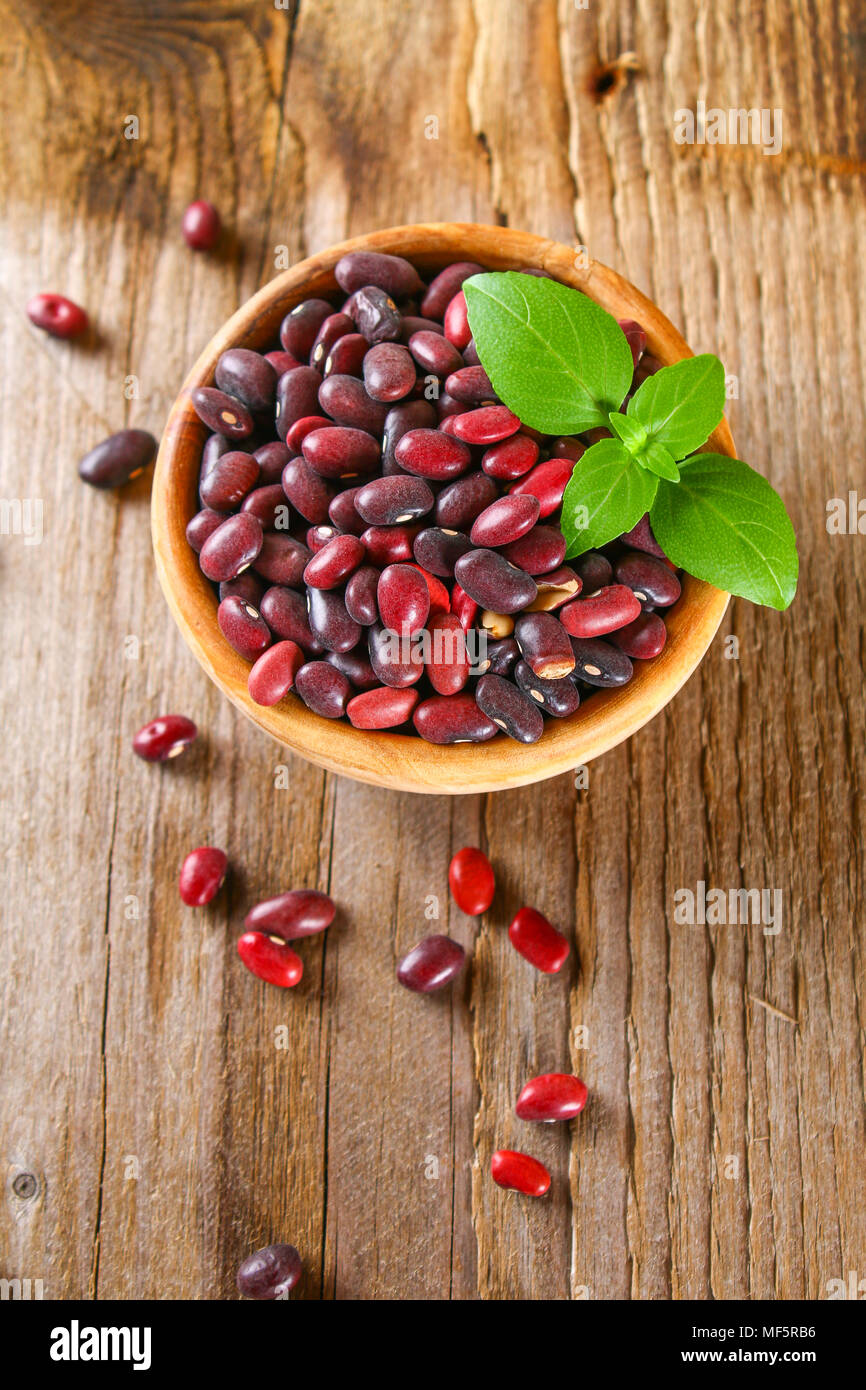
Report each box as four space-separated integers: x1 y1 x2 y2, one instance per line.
649 454 798 610
608 411 647 455
635 439 680 482
463 272 634 434
561 438 659 558
627 354 726 459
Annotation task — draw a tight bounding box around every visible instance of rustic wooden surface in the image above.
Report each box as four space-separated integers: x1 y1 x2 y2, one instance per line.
1 0 864 1301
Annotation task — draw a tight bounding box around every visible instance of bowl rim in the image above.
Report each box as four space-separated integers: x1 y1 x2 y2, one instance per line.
152 222 730 794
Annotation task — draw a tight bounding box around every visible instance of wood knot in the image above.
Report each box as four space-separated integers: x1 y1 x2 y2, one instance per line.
591 52 641 102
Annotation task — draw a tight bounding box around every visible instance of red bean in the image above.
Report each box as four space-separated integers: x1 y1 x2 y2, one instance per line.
502 524 567 576
451 583 478 632
241 483 289 530
345 285 402 342
27 291 89 338
328 486 365 535
355 475 434 526
191 386 254 441
516 1073 588 1122
310 312 355 370
260 585 322 653
569 636 633 687
550 436 585 461
399 315 445 341
490 1149 551 1197
508 906 570 973
237 932 303 988
281 453 333 524
426 611 470 695
318 374 388 434
345 565 381 625
407 564 450 614
573 551 613 591
618 318 647 369
323 332 368 378
376 563 429 635
179 847 227 907
215 349 277 412
335 250 423 299
294 660 352 717
303 534 365 589
254 440 292 484
514 612 575 679
470 495 540 547
614 552 681 608
248 640 304 705
181 199 221 250
515 661 581 717
481 636 520 677
436 390 465 421
244 889 335 940
346 686 419 729
362 342 416 402
280 299 332 359
308 524 342 553
609 612 667 659
199 450 259 510
327 647 378 691
286 414 331 453
413 692 498 744
220 573 265 609
420 261 484 319
619 512 667 559
434 471 498 529
360 524 420 566
508 457 573 517
132 714 198 762
397 935 466 992
476 673 544 743
559 584 642 638
445 365 497 404
201 431 232 476
413 526 472 577
254 533 310 586
481 433 538 480
382 399 438 474
448 846 495 915
200 513 263 581
395 428 472 480
275 367 323 440
78 429 157 489
453 548 538 613
447 405 521 445
367 621 424 688
237 1244 302 1300
307 588 362 653
218 595 272 660
265 350 301 376
443 290 471 348
302 426 380 479
407 330 464 377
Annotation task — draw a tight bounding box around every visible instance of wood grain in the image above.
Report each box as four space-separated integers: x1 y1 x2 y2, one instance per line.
1 0 864 1301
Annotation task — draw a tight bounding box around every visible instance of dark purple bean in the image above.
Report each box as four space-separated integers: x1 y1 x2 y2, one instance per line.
470 495 540 548
326 646 379 691
303 534 365 589
323 333 368 378
481 433 538 480
412 692 497 744
619 513 667 559
281 453 335 523
310 313 355 370
399 315 445 341
254 440 292 484
614 551 681 608
306 523 340 552
219 572 265 606
186 507 226 554
572 550 613 592
377 564 430 635
609 612 667 659
382 400 437 475
260 585 323 653
397 935 466 993
236 1243 302 1301
302 426 380 479
434 471 498 530
217 596 272 661
479 636 520 677
335 251 423 299
618 318 647 370
345 565 381 625
294 660 352 718
569 636 633 687
420 261 484 320
461 337 481 367
345 285 402 343
78 428 157 489
453 548 538 613
215 349 278 412
280 299 333 360
306 587 362 653
368 621 424 688
318 374 388 433
514 660 581 717
275 367 323 441
514 612 575 679
241 483 289 530
191 386 254 440
475 673 544 744
407 331 464 377
354 475 434 526
253 533 310 587
395 428 472 480
328 486 365 535
199 450 259 510
501 524 567 576
413 527 473 578
445 365 497 404
362 343 416 402
200 513 263 581
201 431 231 477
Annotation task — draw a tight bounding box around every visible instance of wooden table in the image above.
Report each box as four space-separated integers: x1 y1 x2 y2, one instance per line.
2 0 863 1301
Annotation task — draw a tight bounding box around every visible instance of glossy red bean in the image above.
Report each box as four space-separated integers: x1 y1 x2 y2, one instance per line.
614 552 681 608
448 405 521 445
618 318 647 369
609 612 667 659
275 367 323 440
448 846 495 915
306 588 362 653
181 199 220 250
219 571 265 606
345 565 381 625
303 534 365 589
360 524 420 566
215 349 277 412
335 250 423 299
132 714 198 762
470 494 540 547
377 563 430 635
508 457 573 518
453 548 538 613
200 513 263 581
413 526 472 577
244 889 335 940
318 374 388 434
434 471 498 530
399 315 445 341
265 350 302 376
260 585 322 653
280 299 332 360
78 428 157 489
362 342 416 402
397 935 466 993
254 440 292 484
514 612 575 679
201 431 232 475
515 661 581 717
328 485 365 535
413 693 497 744
199 450 259 510
481 433 538 480
445 365 496 404
569 636 633 687
508 906 570 973
451 583 478 632
241 483 289 530
218 595 272 660
179 847 227 907
490 1150 551 1197
481 636 520 677
516 1073 588 1122
420 261 484 319
254 533 310 586
559 584 642 638
294 660 352 717
345 285 402 342
310 312 355 370
302 425 380 479
26 291 88 338
572 550 613 591
323 332 369 378
395 428 472 480
346 685 419 729
619 512 667 559
476 673 544 743
308 523 341 552
285 414 330 453
237 932 303 988
407 330 464 377
443 289 471 348
280 453 333 524
237 1244 302 1300
502 524 567 576
326 647 379 691
247 640 304 705
407 564 450 614
354 475 434 526
381 400 437 474
426 612 470 695
191 386 254 440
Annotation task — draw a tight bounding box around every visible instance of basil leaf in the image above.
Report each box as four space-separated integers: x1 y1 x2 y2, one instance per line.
608 411 647 454
464 272 634 434
635 439 680 482
650 454 798 610
627 354 726 458
561 438 659 558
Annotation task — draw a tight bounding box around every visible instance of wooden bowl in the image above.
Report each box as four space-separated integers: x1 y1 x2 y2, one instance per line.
152 224 730 794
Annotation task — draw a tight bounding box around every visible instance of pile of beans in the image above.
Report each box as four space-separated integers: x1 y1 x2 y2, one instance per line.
185 250 681 745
